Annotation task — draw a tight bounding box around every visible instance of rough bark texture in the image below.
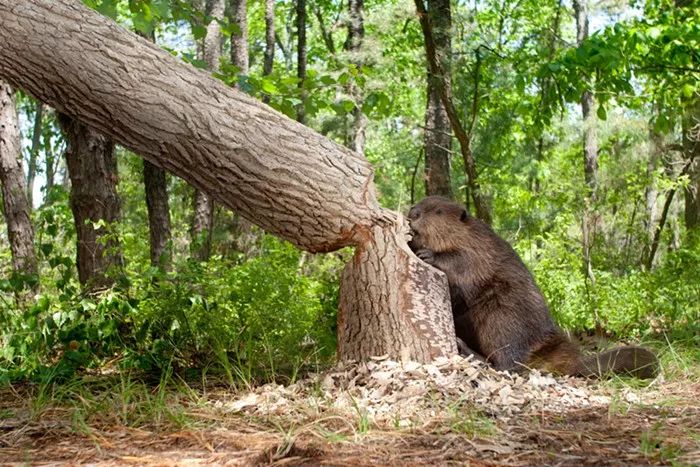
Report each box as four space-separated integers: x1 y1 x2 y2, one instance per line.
296 0 308 124
58 114 123 289
338 218 457 362
0 0 458 362
0 0 384 252
423 0 452 198
0 80 38 278
573 0 598 285
144 160 172 270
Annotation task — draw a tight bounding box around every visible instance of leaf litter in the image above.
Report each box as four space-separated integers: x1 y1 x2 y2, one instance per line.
0 355 698 465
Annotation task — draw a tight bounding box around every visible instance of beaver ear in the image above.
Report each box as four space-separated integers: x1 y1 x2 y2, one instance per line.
460 210 468 222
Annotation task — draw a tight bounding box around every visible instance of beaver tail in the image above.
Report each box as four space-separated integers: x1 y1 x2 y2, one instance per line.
575 345 659 379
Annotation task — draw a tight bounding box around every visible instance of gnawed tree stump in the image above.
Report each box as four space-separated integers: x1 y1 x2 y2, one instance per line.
338 217 457 361
0 0 456 363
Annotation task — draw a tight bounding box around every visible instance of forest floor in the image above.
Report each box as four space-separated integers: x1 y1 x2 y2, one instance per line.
1 356 699 466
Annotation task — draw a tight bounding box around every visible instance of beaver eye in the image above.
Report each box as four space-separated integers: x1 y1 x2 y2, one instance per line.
435 208 442 215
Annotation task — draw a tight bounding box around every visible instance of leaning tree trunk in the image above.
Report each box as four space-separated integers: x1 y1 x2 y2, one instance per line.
0 0 457 363
0 79 38 280
58 114 123 290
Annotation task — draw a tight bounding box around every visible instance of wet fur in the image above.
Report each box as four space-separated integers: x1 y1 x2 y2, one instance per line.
408 196 658 378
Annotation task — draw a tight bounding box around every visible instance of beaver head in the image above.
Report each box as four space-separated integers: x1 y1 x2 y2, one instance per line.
407 196 470 253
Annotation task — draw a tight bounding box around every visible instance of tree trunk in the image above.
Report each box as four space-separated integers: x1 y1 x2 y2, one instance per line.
296 0 307 124
58 114 123 290
262 0 275 103
345 0 367 156
138 30 172 271
26 101 43 208
423 0 452 198
0 80 38 279
144 160 172 270
573 0 598 286
338 221 457 360
414 0 491 224
0 0 457 363
682 98 700 235
192 0 226 261
229 0 248 76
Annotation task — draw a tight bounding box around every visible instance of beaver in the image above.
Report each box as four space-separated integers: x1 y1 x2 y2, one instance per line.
408 196 658 378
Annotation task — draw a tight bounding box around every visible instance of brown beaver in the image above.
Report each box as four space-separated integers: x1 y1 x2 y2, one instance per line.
408 196 658 378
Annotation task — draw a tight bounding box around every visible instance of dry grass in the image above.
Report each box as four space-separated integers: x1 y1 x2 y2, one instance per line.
1 363 699 466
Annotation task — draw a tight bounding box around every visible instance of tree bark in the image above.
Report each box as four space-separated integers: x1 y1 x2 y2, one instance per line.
137 30 173 271
339 221 457 361
0 0 458 363
573 0 598 286
26 101 44 208
0 80 38 279
296 0 308 124
423 0 452 199
414 0 491 224
58 114 123 290
144 160 172 270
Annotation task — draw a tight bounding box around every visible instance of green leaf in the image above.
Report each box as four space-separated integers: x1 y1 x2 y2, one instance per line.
597 104 607 121
261 79 278 94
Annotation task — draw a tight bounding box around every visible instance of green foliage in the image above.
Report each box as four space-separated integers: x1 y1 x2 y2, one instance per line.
1 235 340 384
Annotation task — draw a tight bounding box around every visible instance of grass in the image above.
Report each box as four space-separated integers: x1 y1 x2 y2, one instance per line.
0 339 698 465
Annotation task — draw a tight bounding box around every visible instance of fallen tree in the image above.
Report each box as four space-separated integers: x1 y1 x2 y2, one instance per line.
0 0 457 362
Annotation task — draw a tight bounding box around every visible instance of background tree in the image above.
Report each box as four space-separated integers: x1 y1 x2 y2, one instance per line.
422 0 452 198
0 80 37 281
58 115 123 290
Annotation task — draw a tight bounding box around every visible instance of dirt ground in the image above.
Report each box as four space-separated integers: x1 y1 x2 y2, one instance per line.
1 378 698 466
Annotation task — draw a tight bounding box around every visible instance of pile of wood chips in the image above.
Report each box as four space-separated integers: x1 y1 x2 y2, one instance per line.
218 355 643 425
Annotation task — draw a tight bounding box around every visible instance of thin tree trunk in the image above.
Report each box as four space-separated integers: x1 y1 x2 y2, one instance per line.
414 0 491 224
423 0 452 198
26 101 43 208
58 114 123 290
345 0 367 156
262 0 275 103
144 160 172 270
296 0 307 124
0 79 38 280
192 0 226 261
573 0 598 286
682 98 699 235
138 30 173 271
0 0 458 363
642 122 662 266
229 0 248 77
